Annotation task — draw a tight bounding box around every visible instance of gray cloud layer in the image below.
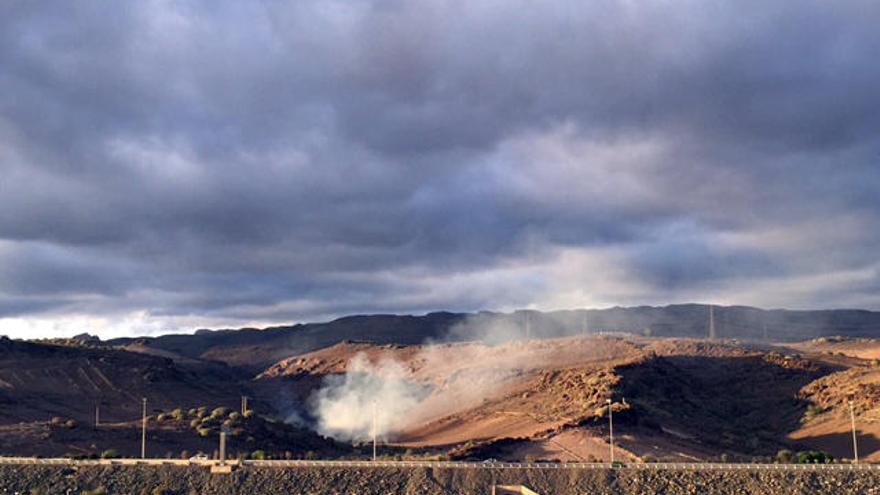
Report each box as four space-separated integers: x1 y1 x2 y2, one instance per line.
1 0 879 337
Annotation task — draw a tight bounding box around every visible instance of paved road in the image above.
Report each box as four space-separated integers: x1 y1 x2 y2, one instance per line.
0 457 877 471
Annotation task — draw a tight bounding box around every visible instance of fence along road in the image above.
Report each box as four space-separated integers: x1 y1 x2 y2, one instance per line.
0 458 877 471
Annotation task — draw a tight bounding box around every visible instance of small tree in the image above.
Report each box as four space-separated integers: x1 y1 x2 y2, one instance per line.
776 449 794 464
210 407 230 419
100 449 119 459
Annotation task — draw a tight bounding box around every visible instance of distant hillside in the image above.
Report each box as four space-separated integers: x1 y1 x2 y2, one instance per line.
0 337 247 425
103 305 880 370
106 312 465 371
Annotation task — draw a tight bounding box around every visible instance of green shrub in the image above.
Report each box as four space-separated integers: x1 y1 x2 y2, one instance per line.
197 427 212 438
804 404 828 421
100 448 119 459
776 449 793 463
796 450 833 464
251 450 267 460
210 407 230 418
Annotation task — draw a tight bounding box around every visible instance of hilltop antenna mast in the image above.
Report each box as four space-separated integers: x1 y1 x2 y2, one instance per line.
708 305 716 340
582 311 588 337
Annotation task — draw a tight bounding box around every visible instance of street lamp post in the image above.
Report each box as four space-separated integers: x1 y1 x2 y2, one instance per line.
372 400 378 461
606 398 614 464
220 426 229 463
141 397 147 459
849 400 859 464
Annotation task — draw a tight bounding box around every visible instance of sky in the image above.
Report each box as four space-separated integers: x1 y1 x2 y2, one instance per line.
1 0 879 339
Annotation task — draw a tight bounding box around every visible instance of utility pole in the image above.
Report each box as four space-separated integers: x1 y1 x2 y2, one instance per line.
141 397 147 459
849 400 859 464
241 396 248 415
219 427 228 463
372 400 378 461
606 398 614 464
708 305 716 340
95 403 100 429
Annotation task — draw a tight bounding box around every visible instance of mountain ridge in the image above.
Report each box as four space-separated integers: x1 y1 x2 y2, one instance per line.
85 304 880 371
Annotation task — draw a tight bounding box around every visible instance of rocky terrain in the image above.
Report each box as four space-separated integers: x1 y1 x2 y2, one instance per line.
257 334 880 463
1 465 878 495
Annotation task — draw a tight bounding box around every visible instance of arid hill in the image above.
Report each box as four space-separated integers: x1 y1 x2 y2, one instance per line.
0 337 345 459
258 335 880 463
0 337 247 425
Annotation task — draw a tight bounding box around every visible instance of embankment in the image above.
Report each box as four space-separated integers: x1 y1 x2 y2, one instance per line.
1 465 877 494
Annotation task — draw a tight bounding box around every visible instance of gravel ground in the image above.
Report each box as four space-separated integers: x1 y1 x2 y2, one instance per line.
1 465 878 495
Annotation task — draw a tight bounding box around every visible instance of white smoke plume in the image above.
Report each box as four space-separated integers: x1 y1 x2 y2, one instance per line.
311 353 429 441
308 313 598 441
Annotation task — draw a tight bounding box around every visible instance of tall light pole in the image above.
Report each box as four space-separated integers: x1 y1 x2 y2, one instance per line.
141 397 147 459
241 395 248 415
371 400 378 461
849 400 859 464
606 398 614 464
219 426 228 463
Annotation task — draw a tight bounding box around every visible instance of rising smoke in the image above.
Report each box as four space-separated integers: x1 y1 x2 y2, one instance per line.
308 313 576 441
311 353 429 441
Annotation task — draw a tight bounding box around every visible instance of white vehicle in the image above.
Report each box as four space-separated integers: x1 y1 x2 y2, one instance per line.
189 453 209 461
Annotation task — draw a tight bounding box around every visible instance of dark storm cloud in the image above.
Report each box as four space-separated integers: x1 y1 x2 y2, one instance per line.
1 0 879 336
